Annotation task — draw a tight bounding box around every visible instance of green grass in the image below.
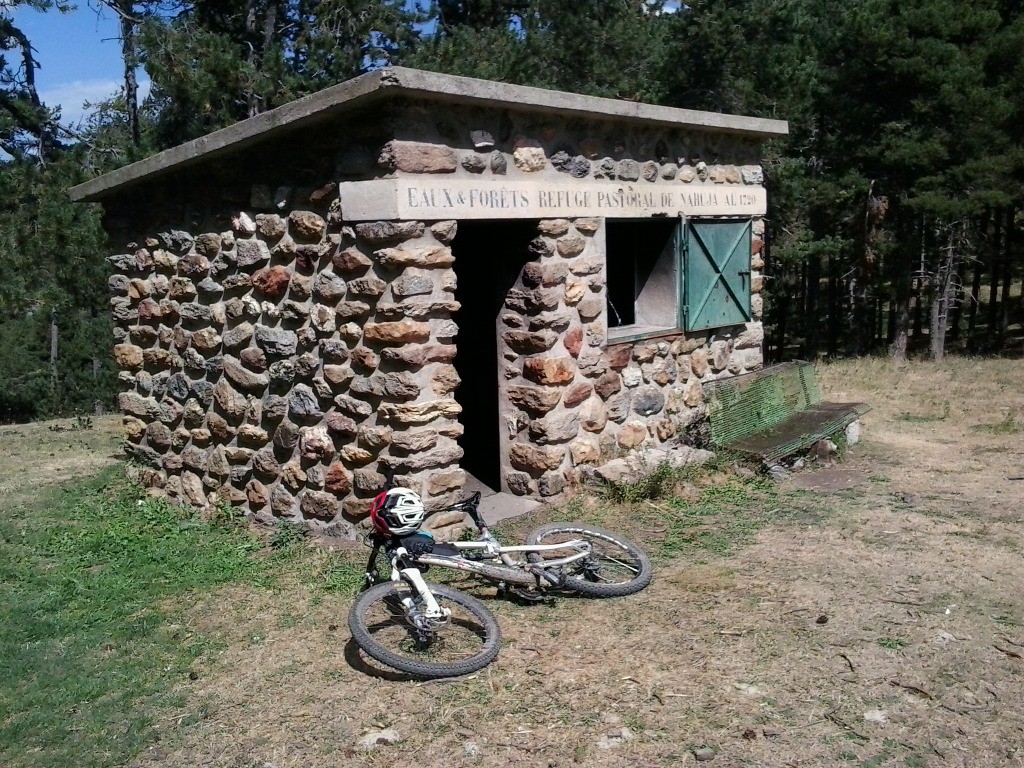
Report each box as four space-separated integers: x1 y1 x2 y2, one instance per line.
600 460 682 504
592 461 797 561
0 467 268 768
896 402 951 423
971 410 1022 435
876 637 907 650
655 479 775 558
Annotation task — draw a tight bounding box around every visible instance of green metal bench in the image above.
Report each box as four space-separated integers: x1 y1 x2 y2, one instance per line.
703 361 870 464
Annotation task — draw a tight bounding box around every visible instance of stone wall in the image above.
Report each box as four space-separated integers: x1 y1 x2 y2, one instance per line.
101 97 768 537
110 194 474 540
375 99 766 190
108 202 764 533
496 217 765 497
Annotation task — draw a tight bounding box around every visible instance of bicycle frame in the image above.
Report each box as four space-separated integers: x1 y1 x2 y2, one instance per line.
363 490 595 623
415 538 592 587
367 531 593 593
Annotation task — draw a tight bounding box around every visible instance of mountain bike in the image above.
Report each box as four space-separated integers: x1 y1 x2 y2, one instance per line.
348 490 652 679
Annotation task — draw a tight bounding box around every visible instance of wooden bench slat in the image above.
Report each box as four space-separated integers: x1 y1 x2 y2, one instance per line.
704 361 870 463
726 401 870 463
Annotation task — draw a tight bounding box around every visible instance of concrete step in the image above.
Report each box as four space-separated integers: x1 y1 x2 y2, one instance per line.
462 473 542 526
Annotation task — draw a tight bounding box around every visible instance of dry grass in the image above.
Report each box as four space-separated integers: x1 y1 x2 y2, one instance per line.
0 415 122 502
117 356 1024 768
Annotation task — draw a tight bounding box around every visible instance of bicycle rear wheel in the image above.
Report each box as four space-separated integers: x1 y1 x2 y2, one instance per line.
348 581 501 678
525 523 652 597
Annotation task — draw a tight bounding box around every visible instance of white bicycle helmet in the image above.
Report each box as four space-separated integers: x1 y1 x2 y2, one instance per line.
370 487 426 536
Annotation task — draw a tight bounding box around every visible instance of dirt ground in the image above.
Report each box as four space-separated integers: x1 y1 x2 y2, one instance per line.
0 415 122 503
121 357 1022 768
12 359 1024 768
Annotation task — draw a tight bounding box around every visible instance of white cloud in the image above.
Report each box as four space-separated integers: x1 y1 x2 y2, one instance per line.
41 77 151 128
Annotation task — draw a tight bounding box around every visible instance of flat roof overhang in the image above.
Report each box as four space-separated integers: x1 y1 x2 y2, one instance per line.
69 66 789 204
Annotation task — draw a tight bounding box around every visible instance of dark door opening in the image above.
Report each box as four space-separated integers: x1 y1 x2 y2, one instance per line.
451 220 536 491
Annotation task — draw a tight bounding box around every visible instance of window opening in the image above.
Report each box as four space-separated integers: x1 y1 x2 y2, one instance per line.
606 218 680 340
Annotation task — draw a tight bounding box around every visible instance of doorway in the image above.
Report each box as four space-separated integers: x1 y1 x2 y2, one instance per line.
451 220 536 491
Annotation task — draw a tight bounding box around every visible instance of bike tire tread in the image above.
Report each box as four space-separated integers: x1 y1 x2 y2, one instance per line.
525 522 653 597
348 581 501 679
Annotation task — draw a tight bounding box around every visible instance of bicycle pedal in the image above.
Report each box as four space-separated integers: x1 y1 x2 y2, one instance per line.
506 587 550 605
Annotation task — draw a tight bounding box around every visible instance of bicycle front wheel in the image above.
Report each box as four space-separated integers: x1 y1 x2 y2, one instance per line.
348 581 501 679
526 523 652 597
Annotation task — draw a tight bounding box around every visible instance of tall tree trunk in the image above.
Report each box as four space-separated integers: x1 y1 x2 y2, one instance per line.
49 312 58 399
889 217 914 361
768 237 788 364
827 254 839 356
854 181 886 355
949 260 968 343
891 273 910 361
997 207 1014 349
804 253 821 359
912 285 922 345
100 1 141 146
966 211 988 352
121 10 140 147
875 297 884 349
242 1 279 117
929 230 957 362
986 210 1003 349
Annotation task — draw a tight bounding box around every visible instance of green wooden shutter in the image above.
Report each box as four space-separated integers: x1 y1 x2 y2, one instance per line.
684 220 752 331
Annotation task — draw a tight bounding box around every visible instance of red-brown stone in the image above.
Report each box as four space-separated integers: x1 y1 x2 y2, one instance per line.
332 248 372 274
523 357 576 386
507 385 562 415
363 320 431 345
379 140 458 173
509 443 565 473
604 345 631 370
240 347 268 371
289 210 327 243
246 479 269 508
350 346 379 371
381 344 457 367
137 298 161 324
594 371 622 399
564 327 584 358
113 343 144 370
502 330 557 354
300 490 339 519
252 265 292 300
563 382 593 408
325 412 358 437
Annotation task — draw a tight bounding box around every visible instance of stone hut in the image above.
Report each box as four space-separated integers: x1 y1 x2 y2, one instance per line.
71 67 788 539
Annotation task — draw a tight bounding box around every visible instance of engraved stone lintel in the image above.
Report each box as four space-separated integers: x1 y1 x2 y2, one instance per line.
338 179 766 222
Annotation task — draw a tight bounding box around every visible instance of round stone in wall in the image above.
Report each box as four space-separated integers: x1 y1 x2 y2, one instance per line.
288 384 322 423
632 387 666 417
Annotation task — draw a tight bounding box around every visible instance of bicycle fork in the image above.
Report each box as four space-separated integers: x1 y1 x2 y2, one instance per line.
365 544 449 626
396 565 448 624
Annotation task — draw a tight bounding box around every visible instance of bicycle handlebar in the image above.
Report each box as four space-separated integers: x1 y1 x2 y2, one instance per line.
441 491 485 531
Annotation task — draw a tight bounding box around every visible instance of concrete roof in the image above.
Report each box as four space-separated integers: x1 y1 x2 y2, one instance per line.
69 66 789 203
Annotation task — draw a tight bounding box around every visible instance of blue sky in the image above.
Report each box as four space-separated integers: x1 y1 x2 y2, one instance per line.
12 2 147 128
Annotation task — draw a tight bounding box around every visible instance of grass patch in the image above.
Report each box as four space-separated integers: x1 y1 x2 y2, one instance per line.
971 410 1022 435
876 637 907 650
600 461 682 504
586 461 796 561
654 475 775 558
896 404 950 423
0 466 268 768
